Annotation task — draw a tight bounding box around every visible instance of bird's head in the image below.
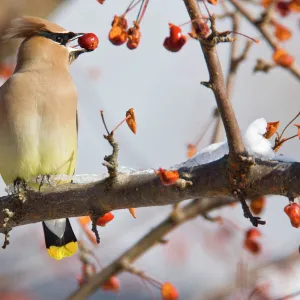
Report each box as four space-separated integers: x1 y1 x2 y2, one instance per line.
3 16 95 68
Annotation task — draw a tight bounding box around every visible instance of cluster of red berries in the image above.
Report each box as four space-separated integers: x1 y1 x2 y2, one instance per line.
109 16 141 50
107 0 149 50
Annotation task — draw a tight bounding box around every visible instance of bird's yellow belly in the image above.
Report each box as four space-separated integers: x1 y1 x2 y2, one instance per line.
0 121 77 187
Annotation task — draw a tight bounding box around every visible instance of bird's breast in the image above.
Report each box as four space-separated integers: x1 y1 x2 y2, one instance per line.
0 70 78 185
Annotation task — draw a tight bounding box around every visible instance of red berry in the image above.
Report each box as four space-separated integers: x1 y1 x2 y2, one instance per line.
169 24 183 42
77 276 86 286
244 239 261 255
276 1 291 16
155 168 179 185
78 33 99 50
101 276 120 292
109 26 128 45
245 228 261 240
109 15 128 46
284 203 300 217
163 24 187 53
250 196 266 215
163 36 187 52
161 282 179 300
284 203 300 228
291 219 300 228
127 22 141 50
111 15 128 30
96 212 114 227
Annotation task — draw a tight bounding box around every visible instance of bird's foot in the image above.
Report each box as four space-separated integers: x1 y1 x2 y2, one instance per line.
36 174 52 192
13 177 27 194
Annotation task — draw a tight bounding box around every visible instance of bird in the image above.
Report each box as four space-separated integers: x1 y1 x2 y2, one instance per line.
0 16 95 260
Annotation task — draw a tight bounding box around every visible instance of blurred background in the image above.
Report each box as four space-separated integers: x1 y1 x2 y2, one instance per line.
0 0 299 299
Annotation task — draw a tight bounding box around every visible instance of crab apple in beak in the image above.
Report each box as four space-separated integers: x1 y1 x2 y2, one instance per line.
78 33 99 50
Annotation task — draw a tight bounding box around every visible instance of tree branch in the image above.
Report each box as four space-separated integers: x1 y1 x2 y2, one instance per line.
67 197 236 300
0 157 300 231
228 0 300 81
183 0 245 159
213 11 253 142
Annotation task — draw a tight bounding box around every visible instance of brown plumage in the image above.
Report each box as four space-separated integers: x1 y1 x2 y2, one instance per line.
0 16 93 260
3 16 67 40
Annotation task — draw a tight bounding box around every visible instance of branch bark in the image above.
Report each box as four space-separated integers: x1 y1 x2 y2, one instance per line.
213 12 252 142
1 155 300 230
183 0 245 158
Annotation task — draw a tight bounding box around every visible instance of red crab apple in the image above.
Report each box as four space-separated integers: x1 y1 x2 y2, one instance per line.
78 33 99 50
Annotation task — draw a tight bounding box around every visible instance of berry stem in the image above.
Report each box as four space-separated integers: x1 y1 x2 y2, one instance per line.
201 0 212 19
178 17 208 27
124 0 143 15
282 134 298 142
193 113 217 147
279 112 300 140
112 115 131 134
140 278 157 300
231 31 259 43
136 0 150 24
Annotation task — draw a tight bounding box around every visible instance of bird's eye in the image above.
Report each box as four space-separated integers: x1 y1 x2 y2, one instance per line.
55 36 63 43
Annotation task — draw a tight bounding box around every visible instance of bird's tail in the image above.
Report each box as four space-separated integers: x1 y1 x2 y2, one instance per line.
42 218 78 260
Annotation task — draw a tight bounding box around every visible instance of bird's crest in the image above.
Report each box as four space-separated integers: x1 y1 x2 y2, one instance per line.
2 16 67 41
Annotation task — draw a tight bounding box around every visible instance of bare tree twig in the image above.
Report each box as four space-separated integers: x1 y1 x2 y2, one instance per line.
228 0 300 81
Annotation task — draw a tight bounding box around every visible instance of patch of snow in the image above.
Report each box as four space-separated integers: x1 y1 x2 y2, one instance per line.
244 118 275 159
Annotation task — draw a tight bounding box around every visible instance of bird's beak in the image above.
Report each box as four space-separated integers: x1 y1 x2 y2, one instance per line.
68 33 85 43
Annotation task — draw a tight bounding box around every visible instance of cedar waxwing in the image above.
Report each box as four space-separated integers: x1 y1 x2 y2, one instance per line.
0 16 94 260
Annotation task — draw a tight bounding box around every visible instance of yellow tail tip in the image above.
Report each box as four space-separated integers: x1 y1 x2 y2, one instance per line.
47 241 78 260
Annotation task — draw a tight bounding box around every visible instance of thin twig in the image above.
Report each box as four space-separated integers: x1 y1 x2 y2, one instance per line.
228 0 300 81
279 112 300 140
100 110 110 135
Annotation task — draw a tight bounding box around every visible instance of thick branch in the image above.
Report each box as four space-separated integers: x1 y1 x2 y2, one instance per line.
1 157 300 230
183 0 245 158
229 0 300 81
